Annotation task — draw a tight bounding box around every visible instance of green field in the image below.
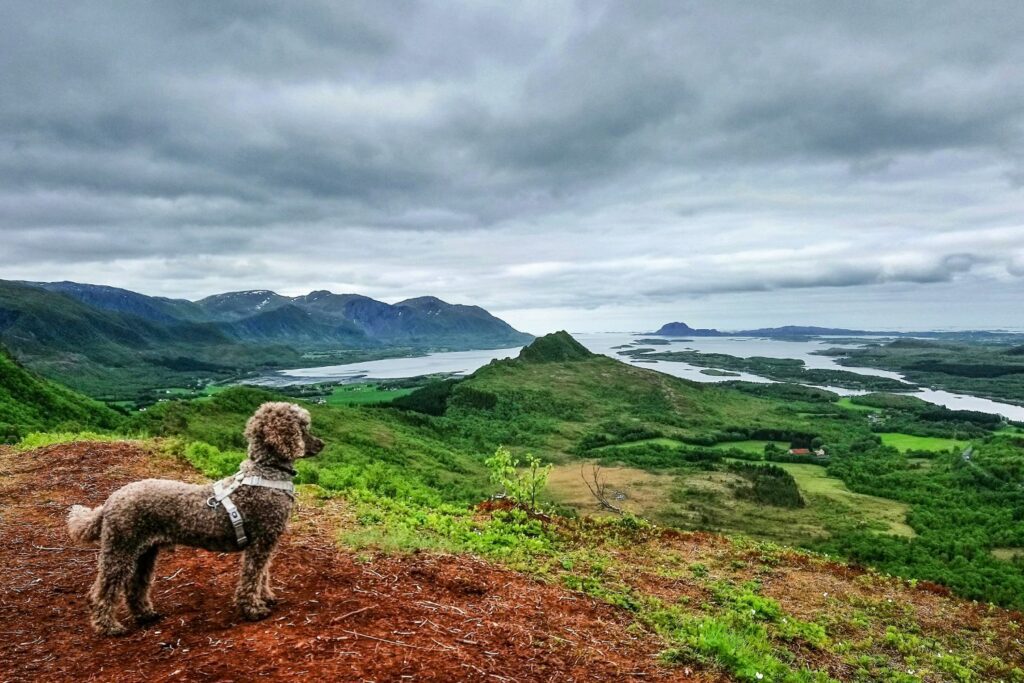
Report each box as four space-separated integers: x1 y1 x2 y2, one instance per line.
708 439 789 454
324 383 416 406
594 437 789 454
775 463 914 537
661 462 914 544
594 437 687 450
877 432 964 452
835 397 877 412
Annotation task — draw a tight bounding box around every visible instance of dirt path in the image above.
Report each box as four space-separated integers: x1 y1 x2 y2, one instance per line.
0 442 696 683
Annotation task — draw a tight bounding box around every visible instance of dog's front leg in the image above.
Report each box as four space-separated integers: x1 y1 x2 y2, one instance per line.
260 557 277 606
127 545 162 624
236 542 275 621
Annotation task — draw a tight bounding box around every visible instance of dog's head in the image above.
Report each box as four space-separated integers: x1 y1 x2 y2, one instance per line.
244 402 324 464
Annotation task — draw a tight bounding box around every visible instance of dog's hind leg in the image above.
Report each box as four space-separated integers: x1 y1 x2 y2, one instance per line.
236 541 276 621
89 547 133 636
260 557 277 606
127 545 162 625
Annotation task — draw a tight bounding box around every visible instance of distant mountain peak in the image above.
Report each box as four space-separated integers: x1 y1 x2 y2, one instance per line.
398 295 448 306
517 331 593 363
215 289 280 297
655 321 721 336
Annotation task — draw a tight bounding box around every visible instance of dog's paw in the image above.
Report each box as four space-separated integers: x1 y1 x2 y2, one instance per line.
98 622 129 637
263 595 279 607
240 603 272 621
134 610 163 625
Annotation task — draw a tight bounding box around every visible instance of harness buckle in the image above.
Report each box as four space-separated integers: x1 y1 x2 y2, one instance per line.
206 496 218 508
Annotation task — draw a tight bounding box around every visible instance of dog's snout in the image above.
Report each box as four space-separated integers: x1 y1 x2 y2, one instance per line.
305 435 324 456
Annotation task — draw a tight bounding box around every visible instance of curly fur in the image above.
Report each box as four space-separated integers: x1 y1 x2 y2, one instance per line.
67 504 104 542
67 402 324 636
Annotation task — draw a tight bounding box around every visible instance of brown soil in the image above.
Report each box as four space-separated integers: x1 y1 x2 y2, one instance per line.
0 442 704 683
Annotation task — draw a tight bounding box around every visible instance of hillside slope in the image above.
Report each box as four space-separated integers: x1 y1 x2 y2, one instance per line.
0 442 680 682
0 281 301 398
0 347 123 440
3 440 1021 682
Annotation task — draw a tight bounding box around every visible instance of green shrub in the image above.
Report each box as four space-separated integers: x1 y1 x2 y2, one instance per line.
486 446 552 511
182 441 246 478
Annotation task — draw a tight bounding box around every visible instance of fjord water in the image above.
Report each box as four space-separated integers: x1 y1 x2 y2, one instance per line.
262 333 1024 421
263 346 526 383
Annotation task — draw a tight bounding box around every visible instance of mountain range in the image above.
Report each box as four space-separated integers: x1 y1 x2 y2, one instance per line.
653 321 1021 340
0 280 532 398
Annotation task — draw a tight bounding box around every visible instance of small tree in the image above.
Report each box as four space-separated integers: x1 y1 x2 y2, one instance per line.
580 463 622 514
485 446 552 511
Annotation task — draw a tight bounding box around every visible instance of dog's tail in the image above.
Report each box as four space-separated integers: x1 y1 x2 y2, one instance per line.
67 504 104 543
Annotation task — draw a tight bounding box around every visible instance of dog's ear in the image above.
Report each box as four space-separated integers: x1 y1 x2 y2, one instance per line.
245 403 305 459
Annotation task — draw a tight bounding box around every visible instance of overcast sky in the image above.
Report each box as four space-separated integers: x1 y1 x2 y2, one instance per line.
2 1 1023 333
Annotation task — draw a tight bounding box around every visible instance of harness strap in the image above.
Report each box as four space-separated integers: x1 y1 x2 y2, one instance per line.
241 476 295 494
220 495 248 546
207 472 296 547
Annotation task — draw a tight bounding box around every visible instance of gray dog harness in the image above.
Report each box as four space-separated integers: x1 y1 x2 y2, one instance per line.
207 471 295 546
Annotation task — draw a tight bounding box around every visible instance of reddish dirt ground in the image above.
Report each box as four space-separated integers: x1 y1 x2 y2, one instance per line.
0 442 704 683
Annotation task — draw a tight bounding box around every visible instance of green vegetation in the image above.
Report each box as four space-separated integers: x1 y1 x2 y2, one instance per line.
822 339 1024 405
823 437 1024 607
0 348 124 442
774 463 915 537
836 397 877 413
486 446 552 511
274 381 419 406
325 383 415 405
877 432 964 453
0 280 306 400
15 431 128 451
650 579 831 682
516 330 593 363
727 462 805 508
711 439 790 455
131 385 492 505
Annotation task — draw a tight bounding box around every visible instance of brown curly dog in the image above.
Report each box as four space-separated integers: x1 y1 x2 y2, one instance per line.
67 402 324 636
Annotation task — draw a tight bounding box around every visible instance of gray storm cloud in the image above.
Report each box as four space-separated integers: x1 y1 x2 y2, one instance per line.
1 1 1022 331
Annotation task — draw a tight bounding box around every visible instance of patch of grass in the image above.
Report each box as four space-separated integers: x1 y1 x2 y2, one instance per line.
324 383 416 406
545 461 676 516
594 436 689 450
710 440 789 455
835 398 877 413
877 432 964 453
665 464 914 543
992 547 1024 561
775 463 914 537
16 431 128 450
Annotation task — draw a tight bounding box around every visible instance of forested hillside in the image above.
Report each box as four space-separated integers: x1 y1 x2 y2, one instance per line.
0 347 123 441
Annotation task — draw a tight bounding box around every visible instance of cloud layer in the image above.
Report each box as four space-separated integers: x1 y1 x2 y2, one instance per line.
2 1 1022 331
